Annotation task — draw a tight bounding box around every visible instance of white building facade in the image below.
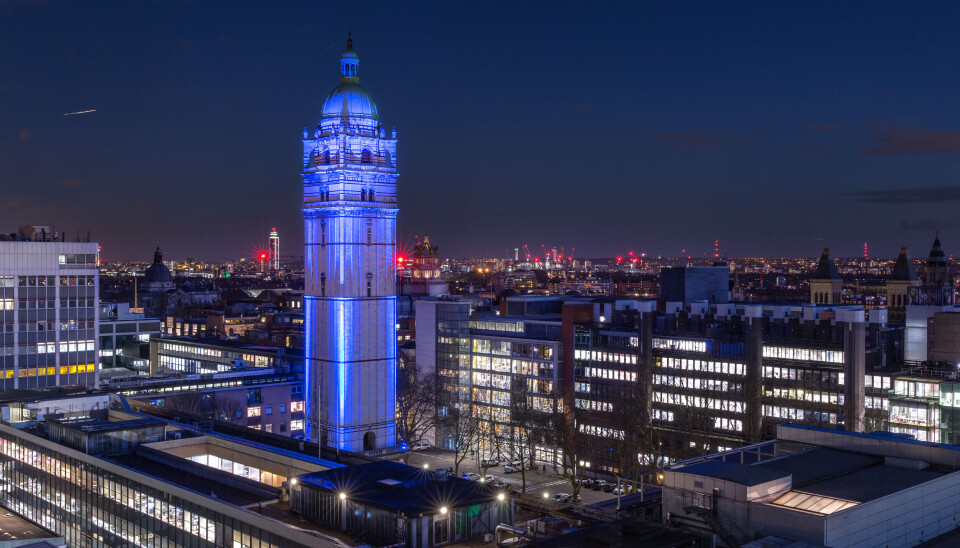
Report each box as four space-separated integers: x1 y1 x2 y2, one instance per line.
302 37 398 452
0 229 99 390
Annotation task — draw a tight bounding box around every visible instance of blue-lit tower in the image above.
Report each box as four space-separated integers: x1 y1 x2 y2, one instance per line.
302 36 398 452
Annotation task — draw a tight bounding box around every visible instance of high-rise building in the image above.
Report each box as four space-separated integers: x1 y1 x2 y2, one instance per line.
0 226 99 390
301 36 398 452
269 227 280 271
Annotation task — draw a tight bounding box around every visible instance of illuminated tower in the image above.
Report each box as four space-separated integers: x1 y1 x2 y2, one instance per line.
302 36 398 452
269 228 280 271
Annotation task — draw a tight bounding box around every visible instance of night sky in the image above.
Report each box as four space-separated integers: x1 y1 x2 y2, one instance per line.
4 2 960 262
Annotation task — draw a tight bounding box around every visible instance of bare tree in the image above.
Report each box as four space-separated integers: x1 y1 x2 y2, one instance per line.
164 392 204 417
508 390 540 493
210 392 245 425
548 401 596 500
396 354 436 446
436 405 478 476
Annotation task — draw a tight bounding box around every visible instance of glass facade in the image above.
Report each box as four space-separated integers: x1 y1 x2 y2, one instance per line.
0 425 321 548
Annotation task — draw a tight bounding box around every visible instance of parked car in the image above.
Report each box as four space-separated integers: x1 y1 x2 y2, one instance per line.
411 442 430 451
601 483 616 493
480 459 500 467
571 495 583 505
591 480 609 491
463 472 481 481
503 465 522 474
581 479 596 489
611 486 627 495
549 493 571 503
507 460 524 468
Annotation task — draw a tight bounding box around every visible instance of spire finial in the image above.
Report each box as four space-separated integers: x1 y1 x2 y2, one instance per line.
347 29 353 50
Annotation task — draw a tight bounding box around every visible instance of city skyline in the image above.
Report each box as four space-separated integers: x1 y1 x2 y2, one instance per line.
4 2 960 260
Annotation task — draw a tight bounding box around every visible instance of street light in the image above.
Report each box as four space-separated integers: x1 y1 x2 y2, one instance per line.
423 462 430 470
339 492 346 501
439 506 448 515
542 492 549 499
290 479 297 486
497 493 505 502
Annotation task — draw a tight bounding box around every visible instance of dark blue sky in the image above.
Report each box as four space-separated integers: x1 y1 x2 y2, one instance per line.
3 1 960 261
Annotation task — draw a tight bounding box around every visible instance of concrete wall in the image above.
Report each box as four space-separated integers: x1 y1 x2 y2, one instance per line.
144 435 327 477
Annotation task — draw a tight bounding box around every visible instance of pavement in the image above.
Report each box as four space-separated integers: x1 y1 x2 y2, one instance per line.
394 449 622 506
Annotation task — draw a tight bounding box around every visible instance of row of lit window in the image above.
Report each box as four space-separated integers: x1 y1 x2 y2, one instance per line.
574 399 612 412
583 367 637 382
36 340 95 354
763 405 805 420
762 345 843 364
652 338 707 353
0 364 95 378
653 391 745 413
578 423 624 439
247 401 303 417
765 387 841 404
660 357 746 376
0 437 218 543
763 366 845 386
653 374 735 392
574 349 638 365
6 275 95 287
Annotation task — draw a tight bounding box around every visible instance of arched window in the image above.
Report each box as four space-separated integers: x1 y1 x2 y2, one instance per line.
384 151 393 167
361 189 367 201
361 149 372 164
368 189 375 201
323 150 331 165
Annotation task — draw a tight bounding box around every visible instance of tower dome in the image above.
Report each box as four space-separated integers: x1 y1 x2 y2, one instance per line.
320 35 379 120
143 246 174 289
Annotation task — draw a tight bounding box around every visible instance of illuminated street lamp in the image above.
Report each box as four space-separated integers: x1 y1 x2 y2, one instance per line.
339 492 347 501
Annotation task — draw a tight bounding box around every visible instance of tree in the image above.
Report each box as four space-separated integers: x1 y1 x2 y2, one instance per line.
508 389 541 494
396 353 436 446
436 405 478 476
548 400 596 500
164 392 204 417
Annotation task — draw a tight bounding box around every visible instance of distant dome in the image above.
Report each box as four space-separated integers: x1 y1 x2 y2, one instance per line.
320 36 379 120
144 246 173 286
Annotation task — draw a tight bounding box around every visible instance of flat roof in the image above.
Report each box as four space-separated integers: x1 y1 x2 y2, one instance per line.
0 507 58 543
755 447 880 487
48 416 165 433
669 460 790 487
297 460 499 514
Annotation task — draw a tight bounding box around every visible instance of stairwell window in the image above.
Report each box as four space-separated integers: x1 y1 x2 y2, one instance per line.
366 273 373 297
366 219 373 245
320 273 326 297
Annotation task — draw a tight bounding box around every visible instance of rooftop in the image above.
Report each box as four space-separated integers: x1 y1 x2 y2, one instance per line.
296 460 502 515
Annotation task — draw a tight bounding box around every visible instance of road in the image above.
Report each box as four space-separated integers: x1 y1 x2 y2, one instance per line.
394 449 621 506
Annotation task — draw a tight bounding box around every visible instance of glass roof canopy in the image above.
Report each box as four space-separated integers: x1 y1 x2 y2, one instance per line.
770 490 859 515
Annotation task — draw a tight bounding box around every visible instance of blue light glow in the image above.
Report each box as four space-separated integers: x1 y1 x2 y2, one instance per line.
302 39 399 452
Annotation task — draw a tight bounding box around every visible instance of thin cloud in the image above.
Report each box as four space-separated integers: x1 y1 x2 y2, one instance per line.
652 131 747 150
61 179 84 187
901 219 960 231
7 199 22 207
18 128 31 142
850 185 960 204
867 127 960 155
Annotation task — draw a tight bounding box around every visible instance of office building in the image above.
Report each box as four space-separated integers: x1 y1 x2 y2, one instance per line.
98 302 161 373
302 36 398 452
0 226 99 390
0 401 343 547
420 294 902 472
660 265 730 303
